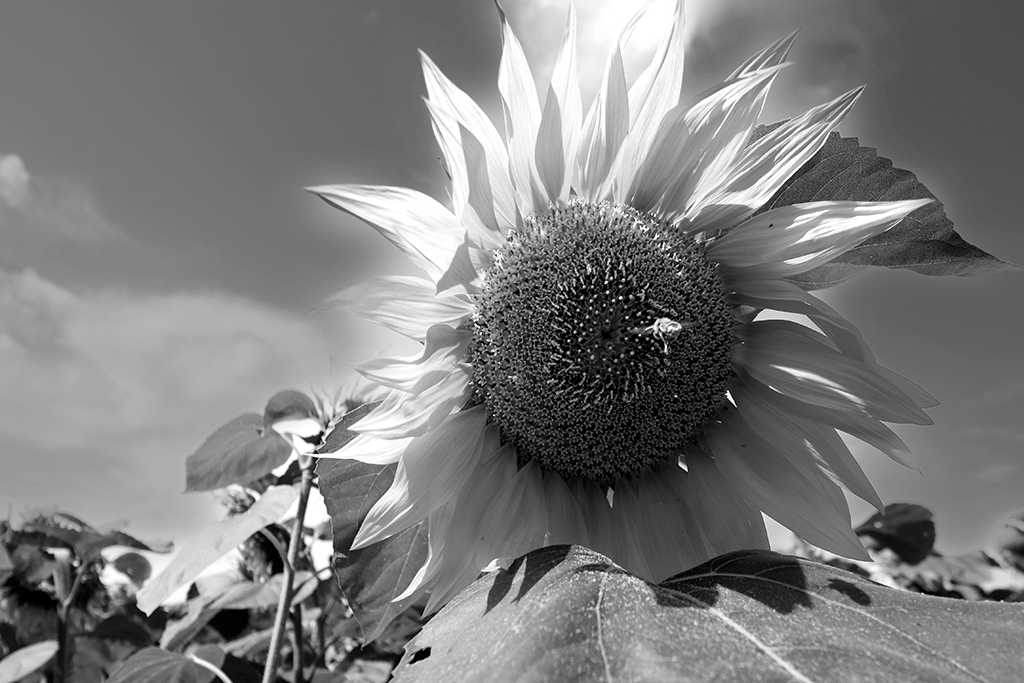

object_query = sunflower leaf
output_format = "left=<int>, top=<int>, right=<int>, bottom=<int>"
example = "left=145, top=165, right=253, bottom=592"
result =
left=318, top=456, right=428, bottom=642
left=185, top=413, right=293, bottom=492
left=749, top=126, right=1018, bottom=288
left=393, top=545, right=1024, bottom=682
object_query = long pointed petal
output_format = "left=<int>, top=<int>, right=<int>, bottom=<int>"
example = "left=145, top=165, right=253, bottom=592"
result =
left=314, top=276, right=473, bottom=341
left=728, top=30, right=799, bottom=80
left=629, top=65, right=786, bottom=217
left=424, top=100, right=505, bottom=252
left=732, top=320, right=932, bottom=425
left=420, top=50, right=517, bottom=230
left=737, top=374, right=920, bottom=471
left=310, top=185, right=464, bottom=285
left=626, top=463, right=707, bottom=580
left=352, top=406, right=489, bottom=549
left=685, top=87, right=863, bottom=233
left=706, top=410, right=870, bottom=560
left=354, top=324, right=471, bottom=393
left=683, top=445, right=770, bottom=556
left=612, top=0, right=686, bottom=201
left=577, top=25, right=629, bottom=200
left=495, top=2, right=545, bottom=216
left=708, top=199, right=934, bottom=277
left=540, top=0, right=581, bottom=203
left=320, top=434, right=411, bottom=465
left=350, top=366, right=473, bottom=439
left=731, top=379, right=883, bottom=511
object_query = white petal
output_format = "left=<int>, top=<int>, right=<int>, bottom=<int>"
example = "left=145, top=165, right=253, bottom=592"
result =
left=420, top=50, right=517, bottom=230
left=737, top=374, right=920, bottom=472
left=355, top=324, right=471, bottom=393
left=319, top=434, right=411, bottom=465
left=629, top=65, right=786, bottom=217
left=612, top=0, right=686, bottom=201
left=495, top=3, right=545, bottom=217
left=474, top=460, right=550, bottom=568
left=314, top=276, right=473, bottom=342
left=706, top=410, right=870, bottom=560
left=352, top=406, right=489, bottom=549
left=732, top=320, right=932, bottom=425
left=577, top=24, right=629, bottom=201
left=682, top=445, right=771, bottom=556
left=535, top=85, right=566, bottom=205
left=731, top=379, right=883, bottom=511
left=396, top=498, right=458, bottom=601
left=350, top=365, right=473, bottom=439
left=310, top=184, right=465, bottom=285
left=709, top=199, right=934, bottom=277
left=623, top=464, right=706, bottom=581
left=541, top=470, right=588, bottom=547
left=425, top=438, right=518, bottom=613
left=728, top=276, right=875, bottom=363
left=424, top=100, right=505, bottom=253
left=686, top=87, right=864, bottom=233
left=537, top=1, right=581, bottom=204
left=728, top=30, right=799, bottom=80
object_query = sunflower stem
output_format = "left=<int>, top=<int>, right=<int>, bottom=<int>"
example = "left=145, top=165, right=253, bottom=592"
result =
left=262, top=453, right=315, bottom=683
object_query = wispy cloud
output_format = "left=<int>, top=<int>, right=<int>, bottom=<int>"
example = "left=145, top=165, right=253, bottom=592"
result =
left=0, top=266, right=370, bottom=540
left=0, top=154, right=123, bottom=242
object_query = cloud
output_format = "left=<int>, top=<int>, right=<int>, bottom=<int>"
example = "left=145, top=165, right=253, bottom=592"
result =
left=0, top=154, right=32, bottom=208
left=0, top=266, right=384, bottom=540
left=0, top=154, right=122, bottom=242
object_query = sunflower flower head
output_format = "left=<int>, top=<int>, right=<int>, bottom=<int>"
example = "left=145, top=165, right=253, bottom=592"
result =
left=313, top=0, right=935, bottom=611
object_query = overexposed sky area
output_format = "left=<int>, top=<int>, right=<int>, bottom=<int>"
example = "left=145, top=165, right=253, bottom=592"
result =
left=1, top=0, right=1022, bottom=556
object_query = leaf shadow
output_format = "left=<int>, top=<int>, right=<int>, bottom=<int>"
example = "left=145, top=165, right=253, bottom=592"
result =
left=485, top=546, right=573, bottom=614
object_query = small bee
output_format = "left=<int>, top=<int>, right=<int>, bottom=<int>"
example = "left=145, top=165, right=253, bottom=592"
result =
left=629, top=317, right=693, bottom=354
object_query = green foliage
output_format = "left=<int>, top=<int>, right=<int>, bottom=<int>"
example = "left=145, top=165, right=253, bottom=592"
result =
left=748, top=125, right=1018, bottom=287
left=394, top=545, right=1024, bottom=683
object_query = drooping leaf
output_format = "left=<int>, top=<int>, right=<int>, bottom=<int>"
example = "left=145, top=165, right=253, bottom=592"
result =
left=317, top=405, right=428, bottom=642
left=748, top=126, right=1017, bottom=288
left=0, top=641, right=58, bottom=683
left=204, top=571, right=320, bottom=611
left=394, top=545, right=1024, bottom=682
left=263, top=389, right=318, bottom=428
left=104, top=646, right=225, bottom=683
left=855, top=502, right=936, bottom=565
left=137, top=485, right=299, bottom=615
left=185, top=413, right=293, bottom=492
left=16, top=522, right=172, bottom=560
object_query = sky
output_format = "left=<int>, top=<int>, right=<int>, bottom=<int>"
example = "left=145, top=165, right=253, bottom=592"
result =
left=1, top=0, right=1022, bottom=557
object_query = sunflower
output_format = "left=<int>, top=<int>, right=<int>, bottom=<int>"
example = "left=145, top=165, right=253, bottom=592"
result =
left=312, top=1, right=935, bottom=612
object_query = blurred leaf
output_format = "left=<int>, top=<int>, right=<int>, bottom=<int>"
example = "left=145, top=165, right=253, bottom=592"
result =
left=994, top=510, right=1024, bottom=572
left=84, top=615, right=153, bottom=648
left=394, top=545, right=1024, bottom=682
left=205, top=571, right=319, bottom=611
left=186, top=413, right=293, bottom=492
left=220, top=627, right=274, bottom=659
left=263, top=390, right=318, bottom=429
left=159, top=598, right=218, bottom=652
left=748, top=127, right=1017, bottom=288
left=0, top=640, right=57, bottom=683
left=112, top=551, right=153, bottom=586
left=855, top=503, right=936, bottom=565
left=105, top=646, right=225, bottom=683
left=138, top=485, right=299, bottom=615
left=16, top=522, right=172, bottom=560
left=317, top=404, right=428, bottom=642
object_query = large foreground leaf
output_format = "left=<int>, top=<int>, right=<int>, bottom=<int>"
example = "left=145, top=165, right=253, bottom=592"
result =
left=317, top=404, right=428, bottom=642
left=0, top=641, right=57, bottom=683
left=749, top=126, right=1017, bottom=288
left=105, top=646, right=232, bottom=683
left=394, top=545, right=1024, bottom=682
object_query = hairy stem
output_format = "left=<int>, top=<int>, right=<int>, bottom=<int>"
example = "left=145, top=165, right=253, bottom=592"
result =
left=262, top=454, right=315, bottom=683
